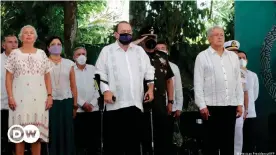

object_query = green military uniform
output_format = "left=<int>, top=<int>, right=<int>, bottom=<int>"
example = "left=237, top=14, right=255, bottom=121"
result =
left=142, top=50, right=174, bottom=155
left=144, top=51, right=174, bottom=114
left=138, top=26, right=175, bottom=155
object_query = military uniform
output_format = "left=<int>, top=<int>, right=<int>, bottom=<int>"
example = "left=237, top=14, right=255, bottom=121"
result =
left=143, top=51, right=174, bottom=114
left=141, top=49, right=174, bottom=155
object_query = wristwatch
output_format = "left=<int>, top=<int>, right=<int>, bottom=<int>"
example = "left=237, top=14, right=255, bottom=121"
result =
left=47, top=94, right=52, bottom=97
left=168, top=100, right=174, bottom=104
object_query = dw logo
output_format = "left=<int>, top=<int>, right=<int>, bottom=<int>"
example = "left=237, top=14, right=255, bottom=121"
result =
left=7, top=125, right=40, bottom=143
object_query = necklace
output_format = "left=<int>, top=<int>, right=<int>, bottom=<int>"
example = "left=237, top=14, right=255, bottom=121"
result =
left=52, top=61, right=62, bottom=90
left=50, top=56, right=62, bottom=65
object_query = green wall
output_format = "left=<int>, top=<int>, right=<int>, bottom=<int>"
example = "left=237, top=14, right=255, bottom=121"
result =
left=235, top=1, right=276, bottom=152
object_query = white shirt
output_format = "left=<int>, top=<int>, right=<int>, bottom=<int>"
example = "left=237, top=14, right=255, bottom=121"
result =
left=74, top=64, right=99, bottom=112
left=50, top=58, right=74, bottom=100
left=1, top=52, right=9, bottom=110
left=246, top=70, right=259, bottom=118
left=166, top=62, right=183, bottom=111
left=95, top=41, right=155, bottom=111
left=194, top=46, right=244, bottom=110
left=241, top=69, right=249, bottom=92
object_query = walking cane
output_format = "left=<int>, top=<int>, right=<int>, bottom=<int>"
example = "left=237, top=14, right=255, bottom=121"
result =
left=94, top=74, right=116, bottom=155
left=149, top=109, right=154, bottom=155
left=144, top=95, right=154, bottom=155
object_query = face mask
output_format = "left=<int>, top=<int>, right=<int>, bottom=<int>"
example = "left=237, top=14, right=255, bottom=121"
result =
left=118, top=33, right=132, bottom=45
left=158, top=50, right=169, bottom=55
left=145, top=39, right=157, bottom=49
left=239, top=59, right=247, bottom=68
left=76, top=55, right=87, bottom=65
left=48, top=45, right=62, bottom=55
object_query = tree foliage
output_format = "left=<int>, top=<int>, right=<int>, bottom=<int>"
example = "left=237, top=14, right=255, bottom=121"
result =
left=130, top=1, right=210, bottom=88
left=1, top=1, right=112, bottom=57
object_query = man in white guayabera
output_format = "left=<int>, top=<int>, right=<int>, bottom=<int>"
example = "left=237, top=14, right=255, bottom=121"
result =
left=95, top=21, right=155, bottom=155
left=193, top=26, right=243, bottom=155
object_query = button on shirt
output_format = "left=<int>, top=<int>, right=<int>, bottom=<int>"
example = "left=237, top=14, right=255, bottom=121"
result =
left=1, top=53, right=9, bottom=110
left=74, top=64, right=99, bottom=112
left=194, top=47, right=244, bottom=110
left=95, top=41, right=155, bottom=111
left=246, top=70, right=259, bottom=118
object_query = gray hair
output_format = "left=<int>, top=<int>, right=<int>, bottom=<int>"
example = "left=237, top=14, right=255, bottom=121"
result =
left=207, top=25, right=224, bottom=37
left=18, top=25, right=38, bottom=41
left=73, top=46, right=87, bottom=55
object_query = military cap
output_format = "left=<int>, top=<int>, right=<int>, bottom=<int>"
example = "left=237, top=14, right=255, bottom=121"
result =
left=224, top=40, right=241, bottom=51
left=138, top=26, right=158, bottom=39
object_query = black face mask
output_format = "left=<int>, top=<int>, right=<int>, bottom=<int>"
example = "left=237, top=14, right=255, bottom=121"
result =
left=145, top=39, right=157, bottom=49
left=118, top=33, right=132, bottom=45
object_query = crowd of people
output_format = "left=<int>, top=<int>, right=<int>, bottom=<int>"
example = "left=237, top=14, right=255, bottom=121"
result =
left=1, top=21, right=259, bottom=155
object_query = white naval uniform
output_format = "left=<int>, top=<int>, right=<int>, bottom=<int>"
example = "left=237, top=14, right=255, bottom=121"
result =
left=234, top=69, right=249, bottom=155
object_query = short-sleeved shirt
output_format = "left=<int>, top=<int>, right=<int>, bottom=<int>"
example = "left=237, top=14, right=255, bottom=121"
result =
left=50, top=58, right=75, bottom=100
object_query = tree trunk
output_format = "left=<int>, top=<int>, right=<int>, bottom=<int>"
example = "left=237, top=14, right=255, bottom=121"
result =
left=64, top=1, right=77, bottom=59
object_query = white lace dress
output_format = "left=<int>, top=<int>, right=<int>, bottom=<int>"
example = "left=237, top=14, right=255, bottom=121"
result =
left=5, top=48, right=53, bottom=142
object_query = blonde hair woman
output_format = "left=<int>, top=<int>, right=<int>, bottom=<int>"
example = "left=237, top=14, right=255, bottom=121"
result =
left=5, top=25, right=53, bottom=155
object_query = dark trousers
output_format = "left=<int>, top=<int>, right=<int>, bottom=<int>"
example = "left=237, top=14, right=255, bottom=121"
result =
left=49, top=99, right=75, bottom=155
left=75, top=111, right=101, bottom=154
left=104, top=106, right=142, bottom=155
left=168, top=112, right=179, bottom=155
left=242, top=118, right=257, bottom=153
left=141, top=111, right=172, bottom=155
left=1, top=109, right=13, bottom=155
left=203, top=106, right=237, bottom=155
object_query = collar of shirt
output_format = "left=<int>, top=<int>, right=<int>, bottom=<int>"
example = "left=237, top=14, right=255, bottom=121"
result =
left=2, top=52, right=8, bottom=59
left=208, top=46, right=230, bottom=56
left=114, top=41, right=134, bottom=51
left=74, top=63, right=87, bottom=71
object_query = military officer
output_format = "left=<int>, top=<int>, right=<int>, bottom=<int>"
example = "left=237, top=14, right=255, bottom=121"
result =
left=133, top=26, right=175, bottom=155
left=224, top=40, right=249, bottom=155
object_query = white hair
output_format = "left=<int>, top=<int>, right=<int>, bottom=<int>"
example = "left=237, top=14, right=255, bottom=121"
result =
left=18, top=25, right=38, bottom=41
left=207, top=25, right=224, bottom=37
left=73, top=47, right=87, bottom=55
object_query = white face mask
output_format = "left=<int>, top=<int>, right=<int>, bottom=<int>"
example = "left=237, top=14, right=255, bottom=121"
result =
left=76, top=55, right=87, bottom=65
left=239, top=59, right=247, bottom=68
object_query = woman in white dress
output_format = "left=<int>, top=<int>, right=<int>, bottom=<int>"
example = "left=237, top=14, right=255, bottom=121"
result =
left=46, top=36, right=78, bottom=155
left=5, top=25, right=53, bottom=155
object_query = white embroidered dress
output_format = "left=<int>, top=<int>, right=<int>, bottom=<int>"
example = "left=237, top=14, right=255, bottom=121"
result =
left=5, top=48, right=53, bottom=142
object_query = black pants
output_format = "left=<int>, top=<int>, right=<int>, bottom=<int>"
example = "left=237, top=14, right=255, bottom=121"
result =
left=75, top=111, right=101, bottom=154
left=141, top=111, right=172, bottom=155
left=168, top=112, right=179, bottom=155
left=104, top=106, right=142, bottom=155
left=203, top=106, right=237, bottom=155
left=242, top=118, right=257, bottom=153
left=1, top=109, right=13, bottom=155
